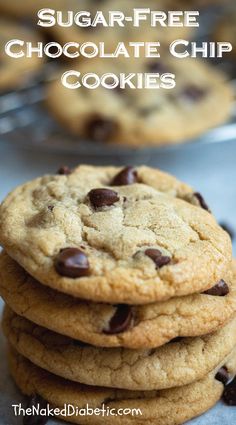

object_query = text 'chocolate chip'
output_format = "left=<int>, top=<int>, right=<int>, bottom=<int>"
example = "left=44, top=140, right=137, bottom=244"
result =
left=204, top=280, right=229, bottom=296
left=55, top=248, right=89, bottom=278
left=89, top=188, right=119, bottom=209
left=112, top=167, right=138, bottom=186
left=103, top=305, right=133, bottom=334
left=145, top=249, right=171, bottom=269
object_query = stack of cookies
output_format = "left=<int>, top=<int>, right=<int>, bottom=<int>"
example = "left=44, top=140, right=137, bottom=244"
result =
left=0, top=165, right=236, bottom=425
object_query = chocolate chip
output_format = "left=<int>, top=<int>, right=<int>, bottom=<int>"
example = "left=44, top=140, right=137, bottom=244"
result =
left=57, top=166, right=71, bottom=175
left=111, top=167, right=138, bottom=186
left=193, top=192, right=210, bottom=212
left=145, top=249, right=171, bottom=269
left=204, top=279, right=229, bottom=296
left=55, top=248, right=89, bottom=278
left=85, top=115, right=118, bottom=142
left=182, top=85, right=207, bottom=102
left=148, top=349, right=156, bottom=355
left=220, top=222, right=235, bottom=240
left=138, top=106, right=157, bottom=117
left=88, top=188, right=119, bottom=209
left=147, top=62, right=169, bottom=74
left=47, top=205, right=54, bottom=212
left=23, top=394, right=49, bottom=425
left=223, top=377, right=236, bottom=406
left=215, top=367, right=230, bottom=386
left=103, top=305, right=133, bottom=334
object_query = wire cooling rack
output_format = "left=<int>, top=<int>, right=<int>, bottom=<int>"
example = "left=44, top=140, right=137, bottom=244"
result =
left=0, top=4, right=236, bottom=157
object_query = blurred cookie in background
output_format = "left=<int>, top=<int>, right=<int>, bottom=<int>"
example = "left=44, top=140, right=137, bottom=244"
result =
left=214, top=12, right=236, bottom=58
left=0, top=0, right=75, bottom=18
left=50, top=0, right=193, bottom=53
left=0, top=20, right=43, bottom=92
left=47, top=58, right=233, bottom=147
left=188, top=0, right=230, bottom=5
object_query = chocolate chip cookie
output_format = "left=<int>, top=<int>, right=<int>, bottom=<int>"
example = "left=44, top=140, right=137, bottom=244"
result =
left=4, top=306, right=236, bottom=391
left=47, top=58, right=233, bottom=146
left=1, top=253, right=236, bottom=349
left=0, top=20, right=43, bottom=91
left=0, top=165, right=231, bottom=304
left=8, top=347, right=236, bottom=425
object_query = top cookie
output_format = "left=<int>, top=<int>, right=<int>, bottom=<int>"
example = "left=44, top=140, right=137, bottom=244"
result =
left=0, top=165, right=231, bottom=304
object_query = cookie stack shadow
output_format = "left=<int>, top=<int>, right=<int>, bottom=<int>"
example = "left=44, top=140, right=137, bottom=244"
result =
left=0, top=165, right=236, bottom=425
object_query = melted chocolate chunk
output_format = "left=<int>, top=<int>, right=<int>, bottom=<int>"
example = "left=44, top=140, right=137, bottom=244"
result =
left=193, top=192, right=210, bottom=212
left=55, top=248, right=90, bottom=278
left=57, top=166, right=71, bottom=175
left=204, top=280, right=229, bottom=297
left=145, top=249, right=171, bottom=269
left=215, top=367, right=230, bottom=386
left=103, top=305, right=133, bottom=334
left=182, top=85, right=207, bottom=102
left=223, top=376, right=236, bottom=406
left=138, top=106, right=157, bottom=117
left=220, top=222, right=235, bottom=240
left=147, top=62, right=169, bottom=74
left=112, top=167, right=138, bottom=186
left=85, top=115, right=118, bottom=142
left=89, top=188, right=119, bottom=209
left=23, top=394, right=49, bottom=425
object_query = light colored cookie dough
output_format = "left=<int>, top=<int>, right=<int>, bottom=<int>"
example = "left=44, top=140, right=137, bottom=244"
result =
left=3, top=306, right=236, bottom=391
left=8, top=347, right=236, bottom=425
left=0, top=20, right=43, bottom=91
left=1, top=253, right=236, bottom=349
left=0, top=165, right=231, bottom=304
left=47, top=58, right=233, bottom=147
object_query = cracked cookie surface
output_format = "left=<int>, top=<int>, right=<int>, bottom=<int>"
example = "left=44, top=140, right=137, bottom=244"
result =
left=8, top=347, right=236, bottom=425
left=1, top=253, right=236, bottom=349
left=4, top=306, right=236, bottom=391
left=0, top=165, right=231, bottom=304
